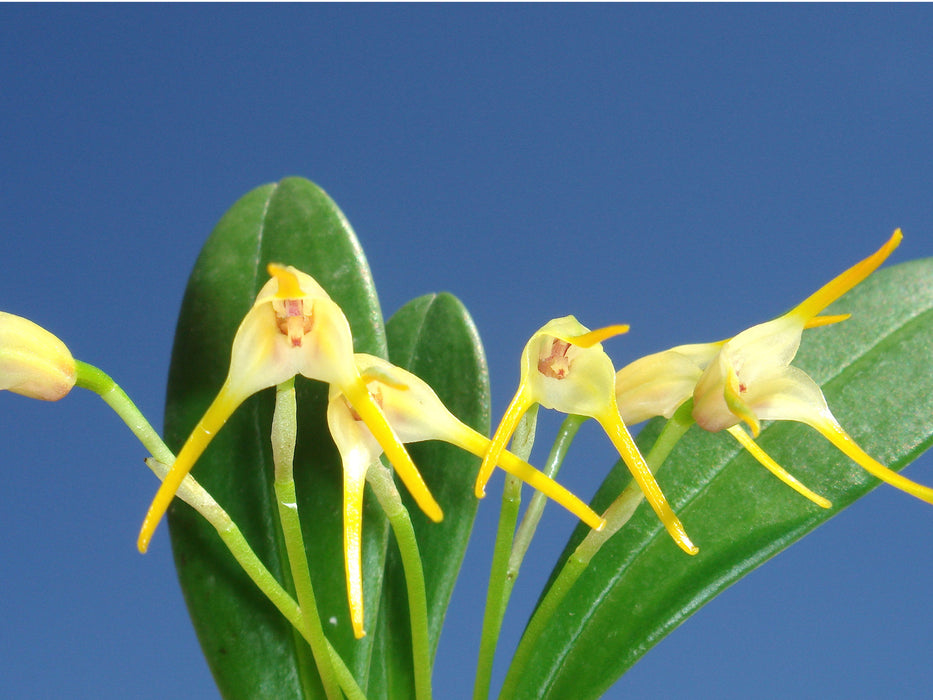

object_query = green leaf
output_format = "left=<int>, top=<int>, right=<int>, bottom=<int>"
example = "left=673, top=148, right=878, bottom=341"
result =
left=164, top=178, right=388, bottom=699
left=509, top=257, right=933, bottom=699
left=369, top=293, right=491, bottom=697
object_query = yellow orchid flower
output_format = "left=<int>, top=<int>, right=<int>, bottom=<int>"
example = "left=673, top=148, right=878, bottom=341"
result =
left=328, top=353, right=606, bottom=638
left=614, top=339, right=832, bottom=507
left=614, top=314, right=858, bottom=508
left=687, top=229, right=933, bottom=505
left=475, top=316, right=698, bottom=555
left=137, top=264, right=442, bottom=552
left=0, top=312, right=76, bottom=401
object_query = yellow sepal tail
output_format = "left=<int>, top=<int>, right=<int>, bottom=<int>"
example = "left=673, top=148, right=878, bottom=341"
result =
left=458, top=428, right=605, bottom=531
left=137, top=386, right=242, bottom=552
left=597, top=407, right=698, bottom=555
left=727, top=425, right=831, bottom=508
left=475, top=390, right=533, bottom=498
left=342, top=376, right=443, bottom=522
left=817, top=418, right=933, bottom=505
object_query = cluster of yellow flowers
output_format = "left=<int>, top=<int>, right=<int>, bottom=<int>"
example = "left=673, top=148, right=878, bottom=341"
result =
left=3, top=230, right=930, bottom=641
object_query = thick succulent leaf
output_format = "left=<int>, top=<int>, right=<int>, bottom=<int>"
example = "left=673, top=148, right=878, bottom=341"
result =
left=510, top=257, right=933, bottom=699
left=163, top=178, right=388, bottom=699
left=369, top=293, right=491, bottom=698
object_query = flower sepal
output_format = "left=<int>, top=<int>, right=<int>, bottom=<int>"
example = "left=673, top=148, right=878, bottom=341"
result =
left=0, top=311, right=76, bottom=401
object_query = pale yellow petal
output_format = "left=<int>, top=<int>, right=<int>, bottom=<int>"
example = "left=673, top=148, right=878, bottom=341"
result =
left=693, top=353, right=743, bottom=433
left=723, top=314, right=804, bottom=380
left=293, top=297, right=361, bottom=387
left=615, top=345, right=716, bottom=425
left=743, top=366, right=830, bottom=425
left=353, top=354, right=465, bottom=444
left=529, top=337, right=619, bottom=418
left=224, top=303, right=301, bottom=398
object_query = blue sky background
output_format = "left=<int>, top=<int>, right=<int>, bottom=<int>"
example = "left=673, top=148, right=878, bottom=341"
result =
left=2, top=5, right=932, bottom=699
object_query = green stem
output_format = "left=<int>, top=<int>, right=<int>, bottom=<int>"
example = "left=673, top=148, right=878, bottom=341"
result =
left=477, top=414, right=588, bottom=700
left=472, top=406, right=538, bottom=700
left=76, top=361, right=360, bottom=698
left=74, top=360, right=174, bottom=464
left=508, top=414, right=587, bottom=577
left=272, top=379, right=344, bottom=700
left=499, top=403, right=695, bottom=699
left=146, top=457, right=365, bottom=700
left=367, top=461, right=433, bottom=700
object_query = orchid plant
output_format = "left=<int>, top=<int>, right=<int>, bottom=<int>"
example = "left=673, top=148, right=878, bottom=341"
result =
left=3, top=177, right=932, bottom=700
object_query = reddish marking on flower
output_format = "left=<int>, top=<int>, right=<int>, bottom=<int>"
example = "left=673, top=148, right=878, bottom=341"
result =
left=538, top=338, right=573, bottom=379
left=276, top=299, right=314, bottom=346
